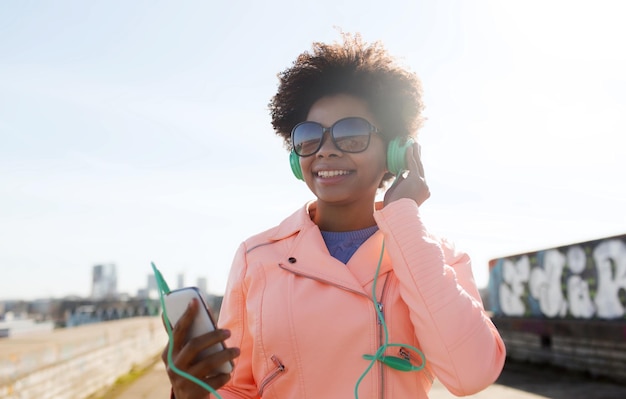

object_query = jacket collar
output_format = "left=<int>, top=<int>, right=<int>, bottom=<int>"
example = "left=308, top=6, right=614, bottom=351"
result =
left=269, top=201, right=386, bottom=240
left=274, top=201, right=393, bottom=295
left=269, top=201, right=317, bottom=241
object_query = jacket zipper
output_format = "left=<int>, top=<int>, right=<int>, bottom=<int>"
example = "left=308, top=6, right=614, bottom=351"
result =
left=378, top=275, right=390, bottom=399
left=258, top=355, right=286, bottom=396
left=279, top=263, right=391, bottom=398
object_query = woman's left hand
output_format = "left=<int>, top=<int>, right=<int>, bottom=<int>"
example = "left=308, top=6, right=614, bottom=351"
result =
left=383, top=142, right=430, bottom=207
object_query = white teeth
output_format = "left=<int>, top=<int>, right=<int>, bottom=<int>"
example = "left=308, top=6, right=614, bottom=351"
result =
left=317, top=170, right=350, bottom=178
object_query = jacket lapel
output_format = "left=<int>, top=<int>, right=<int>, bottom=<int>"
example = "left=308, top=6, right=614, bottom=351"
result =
left=280, top=223, right=369, bottom=295
left=272, top=202, right=392, bottom=296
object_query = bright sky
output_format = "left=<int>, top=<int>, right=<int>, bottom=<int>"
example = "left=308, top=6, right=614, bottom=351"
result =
left=1, top=0, right=625, bottom=300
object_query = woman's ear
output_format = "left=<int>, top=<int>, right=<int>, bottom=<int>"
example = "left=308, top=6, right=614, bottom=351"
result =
left=378, top=172, right=394, bottom=189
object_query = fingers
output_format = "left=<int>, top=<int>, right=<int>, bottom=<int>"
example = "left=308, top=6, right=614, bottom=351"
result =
left=164, top=331, right=234, bottom=380
left=415, top=142, right=425, bottom=180
left=406, top=142, right=425, bottom=180
left=167, top=333, right=239, bottom=395
left=384, top=141, right=430, bottom=207
left=163, top=315, right=237, bottom=375
left=200, top=342, right=239, bottom=371
left=160, top=299, right=240, bottom=397
left=173, top=331, right=237, bottom=376
left=204, top=372, right=232, bottom=390
left=182, top=329, right=232, bottom=362
left=191, top=344, right=240, bottom=381
left=182, top=329, right=238, bottom=371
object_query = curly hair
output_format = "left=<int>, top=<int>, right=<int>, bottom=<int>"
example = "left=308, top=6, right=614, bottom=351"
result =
left=269, top=33, right=425, bottom=151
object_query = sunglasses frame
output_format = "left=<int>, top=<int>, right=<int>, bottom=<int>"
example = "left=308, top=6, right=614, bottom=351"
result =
left=291, top=117, right=380, bottom=157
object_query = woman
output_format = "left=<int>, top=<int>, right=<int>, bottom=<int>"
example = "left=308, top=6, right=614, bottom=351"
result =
left=164, top=33, right=506, bottom=398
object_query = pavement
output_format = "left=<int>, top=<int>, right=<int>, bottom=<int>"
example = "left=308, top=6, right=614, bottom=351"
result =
left=110, top=358, right=626, bottom=399
left=106, top=360, right=169, bottom=399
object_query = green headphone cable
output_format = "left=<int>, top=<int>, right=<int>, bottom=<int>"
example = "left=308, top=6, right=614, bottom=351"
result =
left=151, top=262, right=224, bottom=399
left=354, top=238, right=426, bottom=397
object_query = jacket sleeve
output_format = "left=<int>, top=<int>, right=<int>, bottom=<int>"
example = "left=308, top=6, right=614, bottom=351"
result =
left=374, top=198, right=506, bottom=396
left=215, top=243, right=260, bottom=399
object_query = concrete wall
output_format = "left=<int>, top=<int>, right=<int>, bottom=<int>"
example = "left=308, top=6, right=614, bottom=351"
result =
left=0, top=317, right=167, bottom=399
left=488, top=233, right=626, bottom=383
left=0, top=319, right=54, bottom=337
left=493, top=317, right=626, bottom=382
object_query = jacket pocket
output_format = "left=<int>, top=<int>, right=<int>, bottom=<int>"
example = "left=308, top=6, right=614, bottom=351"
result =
left=258, top=355, right=287, bottom=396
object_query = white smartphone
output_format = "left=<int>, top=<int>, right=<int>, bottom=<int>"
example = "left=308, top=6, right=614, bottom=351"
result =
left=163, top=287, right=234, bottom=374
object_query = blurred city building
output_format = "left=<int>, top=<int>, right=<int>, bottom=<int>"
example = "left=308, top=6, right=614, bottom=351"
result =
left=196, top=277, right=208, bottom=298
left=91, top=263, right=118, bottom=300
left=1, top=263, right=215, bottom=333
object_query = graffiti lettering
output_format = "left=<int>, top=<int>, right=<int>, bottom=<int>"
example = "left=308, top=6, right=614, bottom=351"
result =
left=498, top=256, right=530, bottom=316
left=593, top=239, right=626, bottom=318
left=529, top=249, right=567, bottom=317
left=489, top=235, right=626, bottom=320
left=567, top=245, right=595, bottom=318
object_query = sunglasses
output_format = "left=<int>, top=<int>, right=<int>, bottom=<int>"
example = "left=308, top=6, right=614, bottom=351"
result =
left=291, top=117, right=380, bottom=157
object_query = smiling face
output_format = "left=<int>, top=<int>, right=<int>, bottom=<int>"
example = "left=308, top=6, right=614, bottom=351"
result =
left=298, top=94, right=388, bottom=211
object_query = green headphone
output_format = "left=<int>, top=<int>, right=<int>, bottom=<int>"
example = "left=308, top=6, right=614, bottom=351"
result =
left=290, top=137, right=414, bottom=181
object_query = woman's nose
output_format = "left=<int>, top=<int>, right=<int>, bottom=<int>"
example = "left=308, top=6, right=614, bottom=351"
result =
left=316, top=130, right=341, bottom=157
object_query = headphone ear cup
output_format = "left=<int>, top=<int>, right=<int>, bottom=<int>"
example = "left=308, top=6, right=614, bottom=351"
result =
left=387, top=137, right=415, bottom=175
left=289, top=151, right=304, bottom=181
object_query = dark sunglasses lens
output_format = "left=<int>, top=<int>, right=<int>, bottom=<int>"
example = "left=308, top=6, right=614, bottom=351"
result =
left=293, top=122, right=323, bottom=156
left=333, top=118, right=372, bottom=153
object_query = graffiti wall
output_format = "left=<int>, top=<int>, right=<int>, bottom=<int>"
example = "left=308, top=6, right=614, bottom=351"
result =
left=488, top=234, right=626, bottom=320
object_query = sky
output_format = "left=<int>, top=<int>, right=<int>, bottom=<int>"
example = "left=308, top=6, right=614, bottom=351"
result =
left=1, top=0, right=625, bottom=300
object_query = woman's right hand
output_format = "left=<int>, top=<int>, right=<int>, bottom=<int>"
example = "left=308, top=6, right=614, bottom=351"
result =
left=384, top=142, right=430, bottom=207
left=161, top=298, right=240, bottom=399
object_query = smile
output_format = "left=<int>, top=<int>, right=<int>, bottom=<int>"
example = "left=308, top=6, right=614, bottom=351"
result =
left=316, top=170, right=352, bottom=178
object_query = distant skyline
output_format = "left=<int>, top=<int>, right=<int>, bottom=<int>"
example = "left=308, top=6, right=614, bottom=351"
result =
left=1, top=0, right=625, bottom=300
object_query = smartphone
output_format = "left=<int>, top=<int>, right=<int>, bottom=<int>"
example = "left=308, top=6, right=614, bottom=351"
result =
left=163, top=287, right=234, bottom=374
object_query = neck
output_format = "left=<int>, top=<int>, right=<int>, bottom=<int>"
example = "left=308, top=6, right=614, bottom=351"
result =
left=312, top=200, right=378, bottom=232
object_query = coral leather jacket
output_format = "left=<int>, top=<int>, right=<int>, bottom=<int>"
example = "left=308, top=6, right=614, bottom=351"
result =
left=216, top=199, right=506, bottom=398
